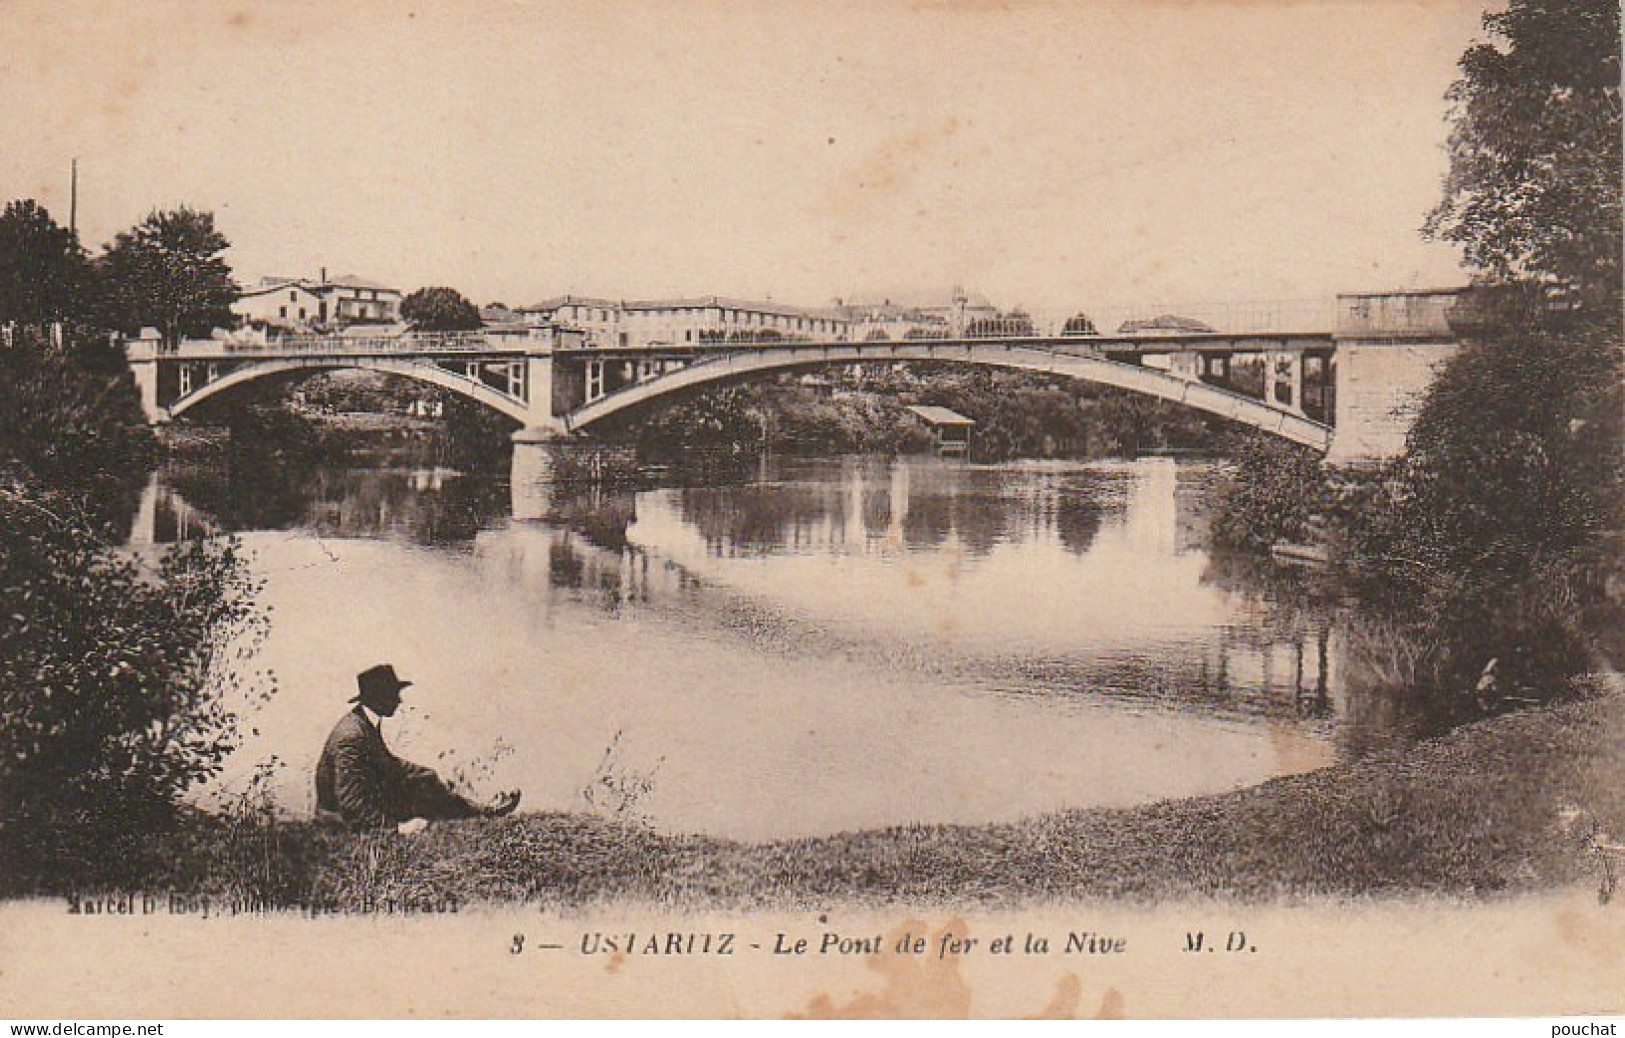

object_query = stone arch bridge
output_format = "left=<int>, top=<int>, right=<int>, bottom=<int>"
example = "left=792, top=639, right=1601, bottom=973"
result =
left=126, top=289, right=1468, bottom=464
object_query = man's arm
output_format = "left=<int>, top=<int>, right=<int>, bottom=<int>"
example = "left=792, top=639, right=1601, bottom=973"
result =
left=391, top=756, right=440, bottom=783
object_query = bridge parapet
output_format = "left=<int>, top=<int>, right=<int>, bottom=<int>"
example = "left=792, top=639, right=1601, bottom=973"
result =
left=134, top=327, right=560, bottom=359
left=226, top=330, right=510, bottom=354
left=1335, top=289, right=1464, bottom=340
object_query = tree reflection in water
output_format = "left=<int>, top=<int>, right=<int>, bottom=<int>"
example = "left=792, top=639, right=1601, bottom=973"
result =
left=143, top=456, right=509, bottom=549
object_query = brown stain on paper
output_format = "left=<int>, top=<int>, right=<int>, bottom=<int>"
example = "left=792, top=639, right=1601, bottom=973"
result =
left=823, top=116, right=963, bottom=221
left=1554, top=905, right=1621, bottom=970
left=789, top=918, right=973, bottom=1019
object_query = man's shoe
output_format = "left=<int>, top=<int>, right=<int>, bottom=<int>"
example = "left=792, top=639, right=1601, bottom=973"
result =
left=485, top=790, right=522, bottom=817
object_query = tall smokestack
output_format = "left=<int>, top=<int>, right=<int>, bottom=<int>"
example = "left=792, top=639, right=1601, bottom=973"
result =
left=320, top=266, right=327, bottom=284
left=69, top=159, right=77, bottom=239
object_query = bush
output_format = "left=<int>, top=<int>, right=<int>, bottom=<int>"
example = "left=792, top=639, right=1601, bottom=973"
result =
left=1208, top=432, right=1329, bottom=550
left=0, top=478, right=271, bottom=891
left=0, top=325, right=272, bottom=892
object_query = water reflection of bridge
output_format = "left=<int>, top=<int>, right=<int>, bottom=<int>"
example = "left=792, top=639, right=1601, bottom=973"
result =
left=129, top=474, right=218, bottom=546
left=135, top=454, right=1422, bottom=760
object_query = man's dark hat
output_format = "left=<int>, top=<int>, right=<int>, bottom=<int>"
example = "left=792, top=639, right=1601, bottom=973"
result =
left=351, top=663, right=413, bottom=704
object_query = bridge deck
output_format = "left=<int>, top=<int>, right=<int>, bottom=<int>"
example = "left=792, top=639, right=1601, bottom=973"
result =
left=556, top=331, right=1337, bottom=359
left=152, top=329, right=1336, bottom=362
left=566, top=340, right=1335, bottom=451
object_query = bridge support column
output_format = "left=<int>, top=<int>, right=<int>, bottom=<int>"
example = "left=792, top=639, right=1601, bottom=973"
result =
left=511, top=327, right=586, bottom=443
left=1168, top=350, right=1203, bottom=381
left=1285, top=351, right=1304, bottom=414
left=1260, top=351, right=1306, bottom=413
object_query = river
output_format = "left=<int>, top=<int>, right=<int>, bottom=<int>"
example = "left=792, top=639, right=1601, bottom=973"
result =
left=132, top=451, right=1432, bottom=841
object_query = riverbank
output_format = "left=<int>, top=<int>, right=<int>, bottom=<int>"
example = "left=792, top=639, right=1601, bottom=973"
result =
left=49, top=675, right=1621, bottom=911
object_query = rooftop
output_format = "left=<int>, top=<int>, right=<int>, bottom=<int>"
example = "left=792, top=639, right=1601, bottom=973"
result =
left=519, top=296, right=621, bottom=312
left=318, top=274, right=398, bottom=293
left=905, top=405, right=976, bottom=427
left=622, top=296, right=844, bottom=320
left=237, top=281, right=322, bottom=299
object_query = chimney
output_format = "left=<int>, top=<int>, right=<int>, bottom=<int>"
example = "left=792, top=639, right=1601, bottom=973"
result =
left=320, top=267, right=328, bottom=284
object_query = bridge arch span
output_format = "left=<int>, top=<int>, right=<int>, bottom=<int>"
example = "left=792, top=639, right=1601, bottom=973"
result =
left=165, top=356, right=532, bottom=425
left=566, top=343, right=1332, bottom=450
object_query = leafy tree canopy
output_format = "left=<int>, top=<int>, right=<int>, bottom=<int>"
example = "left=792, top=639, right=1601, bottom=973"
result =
left=402, top=286, right=482, bottom=332
left=98, top=207, right=238, bottom=345
left=1336, top=0, right=1625, bottom=690
left=0, top=199, right=94, bottom=327
left=1424, top=0, right=1622, bottom=309
left=0, top=326, right=156, bottom=525
left=1061, top=312, right=1099, bottom=336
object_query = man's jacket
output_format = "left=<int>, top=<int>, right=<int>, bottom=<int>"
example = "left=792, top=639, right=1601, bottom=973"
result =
left=314, top=707, right=440, bottom=828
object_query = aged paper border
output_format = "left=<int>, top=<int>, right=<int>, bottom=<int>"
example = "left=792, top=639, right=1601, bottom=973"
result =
left=2, top=0, right=1621, bottom=1021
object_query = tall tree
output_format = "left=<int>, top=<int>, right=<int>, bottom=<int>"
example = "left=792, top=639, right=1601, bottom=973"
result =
left=0, top=200, right=94, bottom=327
left=1424, top=0, right=1622, bottom=310
left=401, top=286, right=482, bottom=332
left=1341, top=0, right=1624, bottom=691
left=98, top=207, right=238, bottom=345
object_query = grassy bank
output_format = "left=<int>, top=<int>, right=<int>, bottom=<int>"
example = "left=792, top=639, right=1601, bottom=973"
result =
left=24, top=681, right=1624, bottom=910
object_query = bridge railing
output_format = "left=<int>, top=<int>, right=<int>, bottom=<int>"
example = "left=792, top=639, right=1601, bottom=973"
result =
left=561, top=298, right=1342, bottom=349
left=1015, top=299, right=1339, bottom=338
left=164, top=330, right=538, bottom=356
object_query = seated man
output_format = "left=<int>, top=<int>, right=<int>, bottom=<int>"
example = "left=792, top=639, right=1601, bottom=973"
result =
left=315, top=664, right=521, bottom=830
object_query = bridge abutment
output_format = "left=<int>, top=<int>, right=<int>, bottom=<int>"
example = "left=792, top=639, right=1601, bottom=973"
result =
left=125, top=331, right=167, bottom=423
left=1325, top=291, right=1464, bottom=465
left=1325, top=341, right=1459, bottom=464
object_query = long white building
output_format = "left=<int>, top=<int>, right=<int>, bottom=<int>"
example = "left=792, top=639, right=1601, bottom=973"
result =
left=516, top=291, right=999, bottom=348
left=518, top=295, right=850, bottom=348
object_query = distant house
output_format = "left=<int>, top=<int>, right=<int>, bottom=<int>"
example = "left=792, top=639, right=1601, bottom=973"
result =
left=621, top=297, right=849, bottom=348
left=905, top=405, right=975, bottom=457
left=517, top=296, right=625, bottom=345
left=479, top=304, right=527, bottom=328
left=313, top=274, right=402, bottom=325
left=835, top=288, right=998, bottom=340
left=232, top=279, right=325, bottom=331
left=233, top=272, right=403, bottom=329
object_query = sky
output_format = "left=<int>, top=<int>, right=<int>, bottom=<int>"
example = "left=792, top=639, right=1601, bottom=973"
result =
left=1, top=0, right=1491, bottom=314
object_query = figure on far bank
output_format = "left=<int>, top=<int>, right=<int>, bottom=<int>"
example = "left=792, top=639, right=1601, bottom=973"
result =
left=316, top=664, right=521, bottom=831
